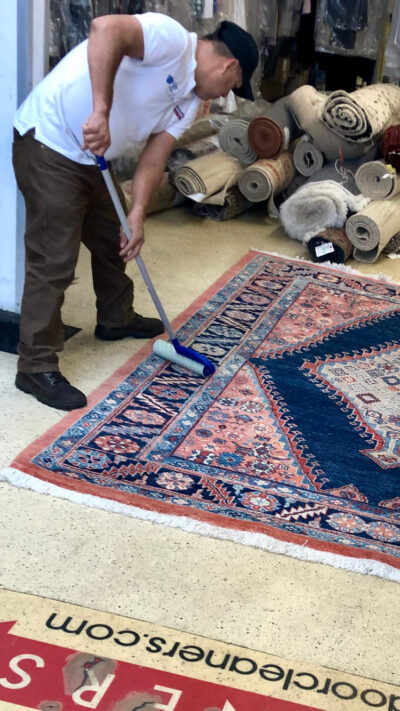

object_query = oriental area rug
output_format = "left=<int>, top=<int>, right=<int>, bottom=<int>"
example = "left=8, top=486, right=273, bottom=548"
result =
left=3, top=252, right=400, bottom=581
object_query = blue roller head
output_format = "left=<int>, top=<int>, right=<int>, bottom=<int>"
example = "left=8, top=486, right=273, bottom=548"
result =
left=95, top=155, right=108, bottom=171
left=171, top=338, right=215, bottom=376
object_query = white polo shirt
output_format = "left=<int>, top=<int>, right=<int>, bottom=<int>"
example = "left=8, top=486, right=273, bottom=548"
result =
left=14, top=13, right=200, bottom=164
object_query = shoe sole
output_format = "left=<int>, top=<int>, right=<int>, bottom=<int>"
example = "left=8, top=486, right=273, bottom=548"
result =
left=16, top=381, right=87, bottom=411
left=95, top=330, right=164, bottom=341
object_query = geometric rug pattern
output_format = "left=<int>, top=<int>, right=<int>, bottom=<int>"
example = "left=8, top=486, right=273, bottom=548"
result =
left=7, top=252, right=400, bottom=577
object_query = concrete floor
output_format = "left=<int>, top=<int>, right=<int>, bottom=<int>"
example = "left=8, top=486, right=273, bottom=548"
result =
left=0, top=203, right=399, bottom=688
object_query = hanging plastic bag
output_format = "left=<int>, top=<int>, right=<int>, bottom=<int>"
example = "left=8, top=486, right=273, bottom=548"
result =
left=315, top=0, right=389, bottom=59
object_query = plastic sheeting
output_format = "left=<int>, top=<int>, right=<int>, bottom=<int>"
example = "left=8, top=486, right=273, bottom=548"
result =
left=315, top=0, right=390, bottom=59
left=50, top=0, right=144, bottom=64
left=383, top=0, right=400, bottom=81
left=277, top=0, right=304, bottom=38
left=50, top=0, right=270, bottom=95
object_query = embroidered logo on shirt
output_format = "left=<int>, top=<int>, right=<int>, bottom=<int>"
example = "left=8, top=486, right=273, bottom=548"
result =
left=174, top=105, right=185, bottom=121
left=166, top=74, right=179, bottom=93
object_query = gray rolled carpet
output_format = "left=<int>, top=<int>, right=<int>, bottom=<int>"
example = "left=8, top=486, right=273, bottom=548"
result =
left=292, top=135, right=324, bottom=176
left=218, top=118, right=257, bottom=165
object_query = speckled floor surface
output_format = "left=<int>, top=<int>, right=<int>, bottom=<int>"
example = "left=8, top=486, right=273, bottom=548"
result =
left=0, top=204, right=399, bottom=693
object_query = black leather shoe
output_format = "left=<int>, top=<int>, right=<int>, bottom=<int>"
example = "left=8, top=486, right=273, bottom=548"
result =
left=95, top=313, right=164, bottom=341
left=15, top=371, right=87, bottom=411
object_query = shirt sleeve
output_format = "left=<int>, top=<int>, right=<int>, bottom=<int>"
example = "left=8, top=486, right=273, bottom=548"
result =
left=135, top=12, right=189, bottom=67
left=164, top=95, right=201, bottom=141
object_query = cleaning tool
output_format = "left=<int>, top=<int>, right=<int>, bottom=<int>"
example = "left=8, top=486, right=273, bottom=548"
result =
left=95, top=156, right=215, bottom=377
left=61, top=116, right=215, bottom=377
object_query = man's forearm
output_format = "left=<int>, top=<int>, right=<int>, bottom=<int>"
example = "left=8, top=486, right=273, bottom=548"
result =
left=129, top=131, right=177, bottom=216
left=130, top=162, right=165, bottom=217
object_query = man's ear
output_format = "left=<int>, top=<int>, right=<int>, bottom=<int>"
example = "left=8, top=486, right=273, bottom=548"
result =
left=222, top=57, right=239, bottom=75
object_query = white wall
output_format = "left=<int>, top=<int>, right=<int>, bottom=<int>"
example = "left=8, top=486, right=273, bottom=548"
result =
left=0, top=0, right=48, bottom=315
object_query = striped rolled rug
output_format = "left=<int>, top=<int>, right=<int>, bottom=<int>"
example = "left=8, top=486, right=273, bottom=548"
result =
left=238, top=151, right=295, bottom=217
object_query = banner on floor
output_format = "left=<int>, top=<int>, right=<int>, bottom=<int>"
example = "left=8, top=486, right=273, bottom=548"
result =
left=0, top=589, right=398, bottom=711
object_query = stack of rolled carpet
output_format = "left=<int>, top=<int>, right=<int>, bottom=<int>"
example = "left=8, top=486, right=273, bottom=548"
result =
left=278, top=82, right=400, bottom=263
left=117, top=82, right=400, bottom=261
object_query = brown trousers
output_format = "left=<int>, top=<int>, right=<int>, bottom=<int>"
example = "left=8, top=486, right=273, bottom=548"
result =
left=12, top=129, right=134, bottom=373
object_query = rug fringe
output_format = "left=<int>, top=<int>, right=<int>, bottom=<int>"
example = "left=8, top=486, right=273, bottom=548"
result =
left=250, top=248, right=400, bottom=285
left=2, top=466, right=399, bottom=583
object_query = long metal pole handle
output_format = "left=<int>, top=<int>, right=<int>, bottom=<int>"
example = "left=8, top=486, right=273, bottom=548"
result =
left=96, top=157, right=175, bottom=342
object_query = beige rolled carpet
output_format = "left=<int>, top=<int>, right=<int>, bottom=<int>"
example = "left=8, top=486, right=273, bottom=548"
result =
left=238, top=151, right=295, bottom=217
left=354, top=160, right=400, bottom=199
left=173, top=151, right=243, bottom=205
left=345, top=194, right=400, bottom=262
left=120, top=173, right=185, bottom=215
left=218, top=118, right=257, bottom=165
left=293, top=135, right=324, bottom=176
left=286, top=85, right=375, bottom=161
left=321, top=83, right=400, bottom=144
left=247, top=97, right=299, bottom=159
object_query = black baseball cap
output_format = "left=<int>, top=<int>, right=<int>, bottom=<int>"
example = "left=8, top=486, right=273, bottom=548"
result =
left=215, top=20, right=259, bottom=101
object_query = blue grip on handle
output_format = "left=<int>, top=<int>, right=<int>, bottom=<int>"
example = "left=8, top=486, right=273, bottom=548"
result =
left=95, top=155, right=108, bottom=171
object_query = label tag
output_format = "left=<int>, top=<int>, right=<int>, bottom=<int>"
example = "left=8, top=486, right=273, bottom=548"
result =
left=315, top=241, right=335, bottom=257
left=283, top=126, right=290, bottom=150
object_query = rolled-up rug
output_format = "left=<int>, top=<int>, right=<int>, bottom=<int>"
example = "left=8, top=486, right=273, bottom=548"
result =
left=321, top=83, right=400, bottom=143
left=279, top=180, right=369, bottom=242
left=306, top=227, right=354, bottom=264
left=304, top=145, right=379, bottom=195
left=280, top=173, right=307, bottom=202
left=247, top=97, right=299, bottom=159
left=292, top=135, right=324, bottom=176
left=355, top=160, right=400, bottom=199
left=192, top=187, right=253, bottom=221
left=120, top=173, right=185, bottom=215
left=286, top=85, right=376, bottom=161
left=238, top=151, right=295, bottom=217
left=167, top=135, right=220, bottom=173
left=345, top=194, right=400, bottom=262
left=218, top=118, right=257, bottom=165
left=383, top=232, right=400, bottom=255
left=175, top=114, right=231, bottom=147
left=173, top=151, right=243, bottom=204
left=381, top=124, right=400, bottom=172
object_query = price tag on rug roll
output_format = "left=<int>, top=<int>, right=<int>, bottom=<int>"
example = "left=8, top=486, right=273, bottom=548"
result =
left=315, top=241, right=335, bottom=257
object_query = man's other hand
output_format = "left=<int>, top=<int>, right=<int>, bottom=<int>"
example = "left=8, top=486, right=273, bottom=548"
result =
left=119, top=209, right=145, bottom=262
